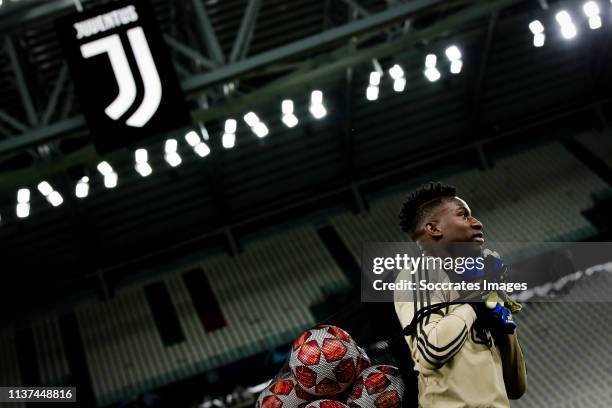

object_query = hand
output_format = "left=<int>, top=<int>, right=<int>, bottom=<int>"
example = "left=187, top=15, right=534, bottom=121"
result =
left=474, top=292, right=517, bottom=334
left=487, top=303, right=517, bottom=334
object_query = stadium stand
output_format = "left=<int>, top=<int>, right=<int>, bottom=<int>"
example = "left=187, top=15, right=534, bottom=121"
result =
left=31, top=314, right=71, bottom=387
left=1, top=138, right=611, bottom=407
left=513, top=272, right=612, bottom=408
left=74, top=225, right=349, bottom=406
left=331, top=141, right=608, bottom=261
left=0, top=329, right=24, bottom=408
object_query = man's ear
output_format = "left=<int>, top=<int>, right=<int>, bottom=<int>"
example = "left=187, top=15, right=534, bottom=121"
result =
left=424, top=221, right=442, bottom=238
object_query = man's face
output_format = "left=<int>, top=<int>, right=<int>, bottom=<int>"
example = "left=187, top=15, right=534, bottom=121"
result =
left=433, top=196, right=484, bottom=246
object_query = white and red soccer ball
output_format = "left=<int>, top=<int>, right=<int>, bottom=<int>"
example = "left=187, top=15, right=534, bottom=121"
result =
left=290, top=325, right=361, bottom=397
left=304, top=400, right=351, bottom=408
left=355, top=346, right=371, bottom=377
left=347, top=365, right=404, bottom=408
left=256, top=374, right=313, bottom=408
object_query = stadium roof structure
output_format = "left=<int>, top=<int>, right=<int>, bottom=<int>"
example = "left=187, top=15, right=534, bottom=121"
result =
left=0, top=0, right=611, bottom=320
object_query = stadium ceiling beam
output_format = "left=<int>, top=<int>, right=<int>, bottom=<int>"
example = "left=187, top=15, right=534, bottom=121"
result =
left=0, top=109, right=28, bottom=133
left=183, top=0, right=446, bottom=92
left=340, top=0, right=371, bottom=17
left=42, top=63, right=69, bottom=126
left=5, top=36, right=39, bottom=127
left=230, top=0, right=261, bottom=63
left=0, top=0, right=93, bottom=32
left=469, top=12, right=499, bottom=170
left=163, top=34, right=218, bottom=70
left=190, top=0, right=521, bottom=122
left=192, top=0, right=225, bottom=65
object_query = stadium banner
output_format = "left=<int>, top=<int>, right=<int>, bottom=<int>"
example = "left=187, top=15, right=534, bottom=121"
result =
left=55, top=0, right=190, bottom=154
left=361, top=242, right=612, bottom=303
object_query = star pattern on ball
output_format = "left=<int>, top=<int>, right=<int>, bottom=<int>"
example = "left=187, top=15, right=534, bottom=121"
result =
left=290, top=325, right=361, bottom=397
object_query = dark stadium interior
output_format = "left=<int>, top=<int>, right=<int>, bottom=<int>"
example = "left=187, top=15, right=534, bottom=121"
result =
left=1, top=0, right=612, bottom=407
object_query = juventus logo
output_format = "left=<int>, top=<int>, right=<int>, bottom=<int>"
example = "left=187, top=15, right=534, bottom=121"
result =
left=80, top=26, right=162, bottom=127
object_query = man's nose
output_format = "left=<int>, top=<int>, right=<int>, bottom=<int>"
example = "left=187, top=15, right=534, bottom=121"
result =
left=471, top=217, right=483, bottom=230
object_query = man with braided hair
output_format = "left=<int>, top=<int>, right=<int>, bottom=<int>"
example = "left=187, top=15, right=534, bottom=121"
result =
left=394, top=182, right=526, bottom=407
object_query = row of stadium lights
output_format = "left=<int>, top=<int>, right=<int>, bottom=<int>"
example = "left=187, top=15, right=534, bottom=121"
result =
left=529, top=1, right=611, bottom=46
left=365, top=45, right=463, bottom=101
left=8, top=91, right=328, bottom=220
left=5, top=1, right=610, bottom=222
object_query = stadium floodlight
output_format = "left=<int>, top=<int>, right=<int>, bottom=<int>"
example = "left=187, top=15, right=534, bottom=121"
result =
left=224, top=119, right=237, bottom=134
left=97, top=162, right=118, bottom=188
left=97, top=161, right=113, bottom=176
left=252, top=122, right=269, bottom=138
left=424, top=67, right=441, bottom=82
left=75, top=176, right=89, bottom=198
left=222, top=119, right=237, bottom=148
left=583, top=2, right=602, bottom=29
left=193, top=142, right=211, bottom=158
left=37, top=181, right=53, bottom=196
left=103, top=171, right=118, bottom=188
left=281, top=99, right=299, bottom=127
left=388, top=64, right=406, bottom=92
left=17, top=188, right=30, bottom=203
left=282, top=114, right=299, bottom=128
left=555, top=10, right=572, bottom=25
left=184, top=130, right=210, bottom=157
left=367, top=71, right=382, bottom=100
left=425, top=54, right=437, bottom=68
left=533, top=33, right=546, bottom=47
left=366, top=85, right=379, bottom=101
left=393, top=77, right=406, bottom=92
left=445, top=46, right=462, bottom=61
left=47, top=191, right=63, bottom=207
left=309, top=90, right=327, bottom=119
left=37, top=181, right=63, bottom=207
left=16, top=188, right=31, bottom=218
left=222, top=132, right=236, bottom=149
left=529, top=20, right=544, bottom=34
left=164, top=152, right=182, bottom=167
left=389, top=65, right=403, bottom=80
left=135, top=148, right=148, bottom=164
left=529, top=21, right=546, bottom=47
left=134, top=149, right=152, bottom=177
left=450, top=60, right=463, bottom=74
left=369, top=71, right=381, bottom=86
left=424, top=54, right=441, bottom=81
left=309, top=104, right=327, bottom=119
left=444, top=46, right=463, bottom=74
left=164, top=139, right=178, bottom=153
left=164, top=139, right=182, bottom=167
left=556, top=10, right=577, bottom=39
left=16, top=203, right=30, bottom=218
left=136, top=162, right=153, bottom=177
left=282, top=99, right=294, bottom=115
left=243, top=112, right=269, bottom=138
left=244, top=112, right=259, bottom=127
left=184, top=131, right=200, bottom=147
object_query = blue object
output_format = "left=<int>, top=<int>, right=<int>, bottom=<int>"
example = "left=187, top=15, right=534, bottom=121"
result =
left=490, top=303, right=517, bottom=334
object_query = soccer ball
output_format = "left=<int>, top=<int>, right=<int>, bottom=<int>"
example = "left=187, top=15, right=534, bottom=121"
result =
left=290, top=325, right=361, bottom=397
left=304, top=400, right=351, bottom=408
left=347, top=365, right=404, bottom=408
left=256, top=374, right=313, bottom=408
left=355, top=347, right=371, bottom=377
